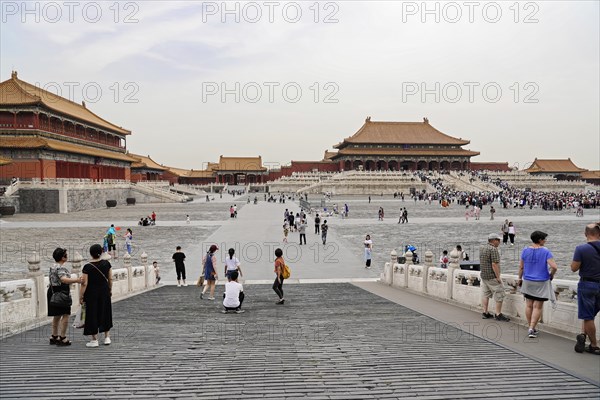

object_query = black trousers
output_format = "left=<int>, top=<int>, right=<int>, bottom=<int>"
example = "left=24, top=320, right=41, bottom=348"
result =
left=223, top=292, right=245, bottom=310
left=299, top=234, right=306, bottom=244
left=176, top=265, right=186, bottom=280
left=273, top=275, right=284, bottom=299
left=315, top=225, right=320, bottom=234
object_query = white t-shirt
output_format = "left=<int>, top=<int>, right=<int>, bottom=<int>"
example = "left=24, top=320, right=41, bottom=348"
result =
left=223, top=281, right=243, bottom=308
left=225, top=257, right=241, bottom=271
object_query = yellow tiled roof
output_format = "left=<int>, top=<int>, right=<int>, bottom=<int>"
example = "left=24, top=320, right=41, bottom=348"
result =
left=0, top=72, right=130, bottom=135
left=129, top=153, right=167, bottom=171
left=525, top=158, right=587, bottom=173
left=323, top=150, right=337, bottom=161
left=0, top=135, right=135, bottom=162
left=333, top=148, right=480, bottom=157
left=0, top=155, right=12, bottom=166
left=216, top=156, right=267, bottom=171
left=163, top=166, right=214, bottom=178
left=334, top=118, right=470, bottom=148
left=187, top=170, right=214, bottom=178
left=580, top=170, right=600, bottom=179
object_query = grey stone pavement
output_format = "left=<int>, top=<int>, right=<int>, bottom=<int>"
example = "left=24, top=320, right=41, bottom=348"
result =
left=157, top=200, right=381, bottom=284
left=1, top=198, right=599, bottom=398
left=1, top=284, right=599, bottom=399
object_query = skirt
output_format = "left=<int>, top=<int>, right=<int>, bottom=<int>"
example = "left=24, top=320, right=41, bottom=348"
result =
left=521, top=279, right=555, bottom=303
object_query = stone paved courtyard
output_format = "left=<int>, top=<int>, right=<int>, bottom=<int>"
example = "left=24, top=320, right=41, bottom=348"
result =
left=1, top=284, right=598, bottom=399
left=1, top=195, right=598, bottom=280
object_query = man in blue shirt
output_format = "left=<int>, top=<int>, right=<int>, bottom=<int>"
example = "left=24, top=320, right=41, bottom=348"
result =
left=571, top=222, right=600, bottom=355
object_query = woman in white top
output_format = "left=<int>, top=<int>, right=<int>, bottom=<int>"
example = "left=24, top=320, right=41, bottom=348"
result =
left=364, top=235, right=373, bottom=269
left=224, top=248, right=242, bottom=279
left=508, top=222, right=516, bottom=246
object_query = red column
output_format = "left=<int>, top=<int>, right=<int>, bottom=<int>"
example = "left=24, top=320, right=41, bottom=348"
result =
left=13, top=112, right=17, bottom=128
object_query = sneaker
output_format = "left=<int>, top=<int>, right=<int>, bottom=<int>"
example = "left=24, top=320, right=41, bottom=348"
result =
left=221, top=309, right=228, bottom=314
left=200, top=293, right=204, bottom=299
left=86, top=340, right=99, bottom=348
left=208, top=297, right=215, bottom=300
left=183, top=283, right=188, bottom=287
left=528, top=329, right=538, bottom=338
left=276, top=299, right=285, bottom=305
left=104, top=337, right=111, bottom=345
left=482, top=312, right=493, bottom=319
left=177, top=284, right=181, bottom=287
left=575, top=333, right=586, bottom=353
left=235, top=309, right=245, bottom=314
left=495, top=313, right=510, bottom=322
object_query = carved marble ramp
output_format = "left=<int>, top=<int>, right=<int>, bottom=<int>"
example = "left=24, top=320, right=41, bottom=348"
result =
left=1, top=284, right=598, bottom=399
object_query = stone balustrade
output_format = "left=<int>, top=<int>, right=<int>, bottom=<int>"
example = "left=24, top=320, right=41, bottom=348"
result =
left=381, top=249, right=597, bottom=338
left=0, top=251, right=157, bottom=339
left=29, top=178, right=130, bottom=188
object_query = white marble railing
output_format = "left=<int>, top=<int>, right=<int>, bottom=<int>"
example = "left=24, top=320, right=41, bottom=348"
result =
left=135, top=180, right=171, bottom=187
left=29, top=178, right=130, bottom=186
left=381, top=249, right=596, bottom=338
left=0, top=252, right=158, bottom=339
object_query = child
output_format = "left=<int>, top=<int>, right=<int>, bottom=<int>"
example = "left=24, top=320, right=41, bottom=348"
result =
left=224, top=248, right=243, bottom=279
left=222, top=270, right=244, bottom=313
left=186, top=215, right=190, bottom=224
left=124, top=228, right=133, bottom=255
left=439, top=250, right=449, bottom=268
left=153, top=261, right=161, bottom=284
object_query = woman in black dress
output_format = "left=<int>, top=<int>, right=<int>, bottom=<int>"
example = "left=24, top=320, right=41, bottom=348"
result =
left=79, top=244, right=113, bottom=348
left=47, top=247, right=82, bottom=346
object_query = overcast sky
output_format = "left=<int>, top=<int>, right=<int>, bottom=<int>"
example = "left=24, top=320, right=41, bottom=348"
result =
left=1, top=1, right=598, bottom=170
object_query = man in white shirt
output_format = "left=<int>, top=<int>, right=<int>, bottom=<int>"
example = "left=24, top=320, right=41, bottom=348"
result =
left=222, top=270, right=245, bottom=314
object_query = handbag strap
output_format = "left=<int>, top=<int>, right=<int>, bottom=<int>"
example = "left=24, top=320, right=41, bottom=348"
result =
left=86, top=262, right=109, bottom=283
left=588, top=242, right=600, bottom=257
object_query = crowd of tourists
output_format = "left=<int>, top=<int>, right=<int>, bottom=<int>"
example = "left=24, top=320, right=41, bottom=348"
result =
left=412, top=170, right=598, bottom=212
left=476, top=221, right=600, bottom=354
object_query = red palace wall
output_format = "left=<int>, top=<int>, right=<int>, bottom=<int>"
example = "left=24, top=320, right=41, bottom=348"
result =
left=470, top=162, right=510, bottom=172
left=268, top=161, right=339, bottom=181
left=0, top=160, right=43, bottom=179
left=0, top=159, right=128, bottom=181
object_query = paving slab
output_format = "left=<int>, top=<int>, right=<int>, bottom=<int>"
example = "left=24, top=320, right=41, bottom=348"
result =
left=1, top=283, right=598, bottom=399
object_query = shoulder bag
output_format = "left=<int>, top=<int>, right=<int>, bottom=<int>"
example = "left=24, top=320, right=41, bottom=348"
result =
left=49, top=268, right=72, bottom=307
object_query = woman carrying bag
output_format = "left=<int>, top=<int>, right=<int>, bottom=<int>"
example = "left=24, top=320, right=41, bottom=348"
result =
left=200, top=245, right=219, bottom=300
left=47, top=247, right=83, bottom=346
left=80, top=244, right=113, bottom=348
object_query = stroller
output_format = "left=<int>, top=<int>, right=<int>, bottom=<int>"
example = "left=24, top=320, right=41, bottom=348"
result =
left=405, top=245, right=420, bottom=264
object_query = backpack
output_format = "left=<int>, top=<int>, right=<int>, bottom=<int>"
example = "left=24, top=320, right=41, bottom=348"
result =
left=282, top=264, right=291, bottom=279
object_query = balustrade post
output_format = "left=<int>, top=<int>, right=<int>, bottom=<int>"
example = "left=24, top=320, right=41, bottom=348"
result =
left=140, top=252, right=149, bottom=288
left=123, top=253, right=132, bottom=293
left=423, top=250, right=434, bottom=293
left=71, top=251, right=83, bottom=298
left=26, top=252, right=46, bottom=318
left=447, top=249, right=460, bottom=300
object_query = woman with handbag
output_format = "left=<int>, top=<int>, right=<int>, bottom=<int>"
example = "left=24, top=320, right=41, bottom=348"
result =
left=200, top=245, right=219, bottom=300
left=79, top=244, right=113, bottom=348
left=47, top=247, right=82, bottom=346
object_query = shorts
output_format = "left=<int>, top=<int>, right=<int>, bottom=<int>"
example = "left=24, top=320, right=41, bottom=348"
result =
left=577, top=280, right=600, bottom=320
left=524, top=293, right=547, bottom=302
left=481, top=278, right=505, bottom=302
left=108, top=244, right=116, bottom=251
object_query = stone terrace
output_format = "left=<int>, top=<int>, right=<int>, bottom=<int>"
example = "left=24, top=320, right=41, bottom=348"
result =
left=1, top=284, right=598, bottom=399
